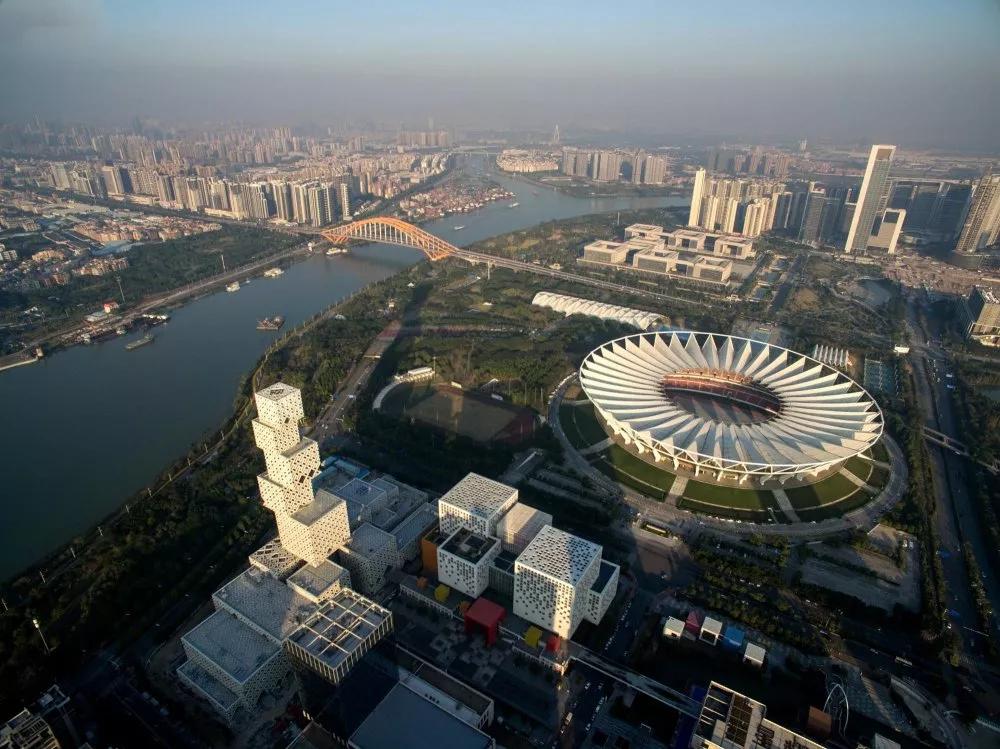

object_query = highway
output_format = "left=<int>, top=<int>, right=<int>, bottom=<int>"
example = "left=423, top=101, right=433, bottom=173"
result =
left=904, top=295, right=1000, bottom=682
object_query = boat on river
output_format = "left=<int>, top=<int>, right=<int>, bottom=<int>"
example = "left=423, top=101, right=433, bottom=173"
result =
left=508, top=202, right=520, bottom=208
left=225, top=281, right=240, bottom=292
left=453, top=225, right=466, bottom=231
left=125, top=333, right=154, bottom=351
left=257, top=316, right=285, bottom=331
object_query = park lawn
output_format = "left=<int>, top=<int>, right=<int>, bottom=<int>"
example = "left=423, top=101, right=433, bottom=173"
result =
left=843, top=456, right=873, bottom=483
left=676, top=496, right=774, bottom=522
left=560, top=400, right=610, bottom=448
left=682, top=480, right=778, bottom=513
left=590, top=444, right=675, bottom=501
left=785, top=471, right=861, bottom=510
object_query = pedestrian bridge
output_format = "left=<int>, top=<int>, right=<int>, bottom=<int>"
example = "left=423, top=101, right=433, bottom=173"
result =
left=321, top=217, right=459, bottom=261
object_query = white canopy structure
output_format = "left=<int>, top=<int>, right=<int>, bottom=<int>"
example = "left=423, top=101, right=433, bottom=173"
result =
left=532, top=291, right=662, bottom=330
left=579, top=331, right=883, bottom=484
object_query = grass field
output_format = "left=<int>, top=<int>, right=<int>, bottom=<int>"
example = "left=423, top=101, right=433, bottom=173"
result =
left=590, top=444, right=675, bottom=501
left=382, top=382, right=534, bottom=444
left=559, top=400, right=609, bottom=449
left=682, top=480, right=778, bottom=514
left=843, top=456, right=873, bottom=483
left=785, top=471, right=860, bottom=510
left=794, top=489, right=874, bottom=522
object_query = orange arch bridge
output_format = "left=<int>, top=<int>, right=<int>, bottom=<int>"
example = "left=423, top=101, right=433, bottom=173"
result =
left=321, top=217, right=459, bottom=261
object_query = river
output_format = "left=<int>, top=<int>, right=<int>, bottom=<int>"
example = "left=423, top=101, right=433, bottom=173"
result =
left=0, top=156, right=686, bottom=580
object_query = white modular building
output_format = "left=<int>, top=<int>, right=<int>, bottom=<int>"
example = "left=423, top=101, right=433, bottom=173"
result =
left=438, top=473, right=518, bottom=537
left=513, top=525, right=610, bottom=638
left=437, top=527, right=501, bottom=598
left=495, top=502, right=553, bottom=554
left=337, top=523, right=399, bottom=596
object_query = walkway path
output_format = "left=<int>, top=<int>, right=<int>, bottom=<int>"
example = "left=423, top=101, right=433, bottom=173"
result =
left=771, top=489, right=801, bottom=523
left=579, top=437, right=614, bottom=456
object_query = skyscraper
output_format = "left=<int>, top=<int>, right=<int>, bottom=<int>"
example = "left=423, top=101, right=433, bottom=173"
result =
left=339, top=182, right=351, bottom=220
left=689, top=168, right=707, bottom=227
left=954, top=172, right=1000, bottom=256
left=844, top=144, right=896, bottom=253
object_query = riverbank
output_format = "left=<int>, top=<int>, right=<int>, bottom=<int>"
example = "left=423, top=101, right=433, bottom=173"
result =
left=0, top=154, right=687, bottom=580
left=504, top=169, right=687, bottom=199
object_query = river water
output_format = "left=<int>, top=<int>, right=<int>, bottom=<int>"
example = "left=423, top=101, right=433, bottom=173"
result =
left=0, top=157, right=686, bottom=579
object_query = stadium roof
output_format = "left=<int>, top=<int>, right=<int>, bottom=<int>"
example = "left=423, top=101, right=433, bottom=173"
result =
left=579, top=331, right=882, bottom=480
left=532, top=291, right=663, bottom=330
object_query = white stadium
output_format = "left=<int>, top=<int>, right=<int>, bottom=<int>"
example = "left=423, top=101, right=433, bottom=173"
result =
left=579, top=331, right=883, bottom=485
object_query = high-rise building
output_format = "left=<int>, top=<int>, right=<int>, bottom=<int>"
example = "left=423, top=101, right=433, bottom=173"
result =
left=100, top=165, right=126, bottom=195
left=961, top=286, right=1000, bottom=345
left=253, top=383, right=350, bottom=565
left=271, top=181, right=294, bottom=221
left=631, top=150, right=647, bottom=185
left=799, top=190, right=832, bottom=245
left=869, top=208, right=906, bottom=254
left=592, top=151, right=623, bottom=182
left=954, top=172, right=1000, bottom=256
left=689, top=168, right=707, bottom=227
left=844, top=144, right=896, bottom=253
left=339, top=181, right=351, bottom=220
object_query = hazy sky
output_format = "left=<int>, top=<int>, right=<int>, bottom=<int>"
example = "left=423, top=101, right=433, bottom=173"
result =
left=1, top=0, right=998, bottom=150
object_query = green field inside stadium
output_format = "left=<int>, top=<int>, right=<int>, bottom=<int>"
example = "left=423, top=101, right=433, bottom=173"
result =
left=559, top=391, right=891, bottom=523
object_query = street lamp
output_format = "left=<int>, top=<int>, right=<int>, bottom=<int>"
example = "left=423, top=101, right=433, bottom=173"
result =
left=32, top=617, right=51, bottom=655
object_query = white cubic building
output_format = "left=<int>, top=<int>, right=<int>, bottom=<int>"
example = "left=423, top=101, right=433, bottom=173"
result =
left=438, top=473, right=518, bottom=537
left=513, top=525, right=612, bottom=638
left=286, top=559, right=352, bottom=604
left=277, top=489, right=352, bottom=567
left=495, top=503, right=553, bottom=554
left=437, top=528, right=500, bottom=597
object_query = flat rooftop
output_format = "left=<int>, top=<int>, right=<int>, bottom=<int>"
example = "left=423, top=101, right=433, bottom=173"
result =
left=212, top=568, right=315, bottom=642
left=516, top=525, right=601, bottom=586
left=344, top=522, right=396, bottom=558
left=336, top=477, right=388, bottom=507
left=349, top=683, right=493, bottom=749
left=584, top=239, right=623, bottom=250
left=626, top=223, right=664, bottom=233
left=182, top=609, right=279, bottom=684
left=287, top=559, right=349, bottom=599
left=391, top=504, right=438, bottom=548
left=292, top=489, right=346, bottom=526
left=255, top=382, right=298, bottom=405
left=441, top=527, right=499, bottom=565
left=439, top=473, right=517, bottom=521
left=285, top=590, right=392, bottom=675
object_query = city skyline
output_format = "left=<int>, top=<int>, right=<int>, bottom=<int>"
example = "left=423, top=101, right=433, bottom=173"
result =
left=1, top=0, right=999, bottom=150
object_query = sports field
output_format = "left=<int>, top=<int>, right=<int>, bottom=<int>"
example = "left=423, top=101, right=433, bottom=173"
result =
left=560, top=400, right=609, bottom=449
left=381, top=382, right=536, bottom=444
left=589, top=444, right=675, bottom=501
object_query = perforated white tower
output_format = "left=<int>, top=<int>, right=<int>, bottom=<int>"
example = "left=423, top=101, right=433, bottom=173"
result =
left=253, top=383, right=351, bottom=566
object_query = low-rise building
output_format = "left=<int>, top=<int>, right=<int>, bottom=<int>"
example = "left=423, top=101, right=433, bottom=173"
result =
left=286, top=559, right=352, bottom=604
left=337, top=523, right=398, bottom=596
left=284, top=589, right=393, bottom=686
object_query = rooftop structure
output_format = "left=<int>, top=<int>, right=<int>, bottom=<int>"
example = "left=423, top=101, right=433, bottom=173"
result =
left=438, top=473, right=518, bottom=537
left=348, top=683, right=495, bottom=749
left=693, top=681, right=822, bottom=749
left=0, top=709, right=60, bottom=749
left=531, top=291, right=663, bottom=331
left=338, top=523, right=398, bottom=596
left=495, top=501, right=552, bottom=554
left=438, top=528, right=500, bottom=597
left=580, top=331, right=883, bottom=485
left=516, top=525, right=601, bottom=586
left=212, top=568, right=315, bottom=643
left=249, top=539, right=302, bottom=580
left=286, top=559, right=351, bottom=604
left=284, top=589, right=393, bottom=686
